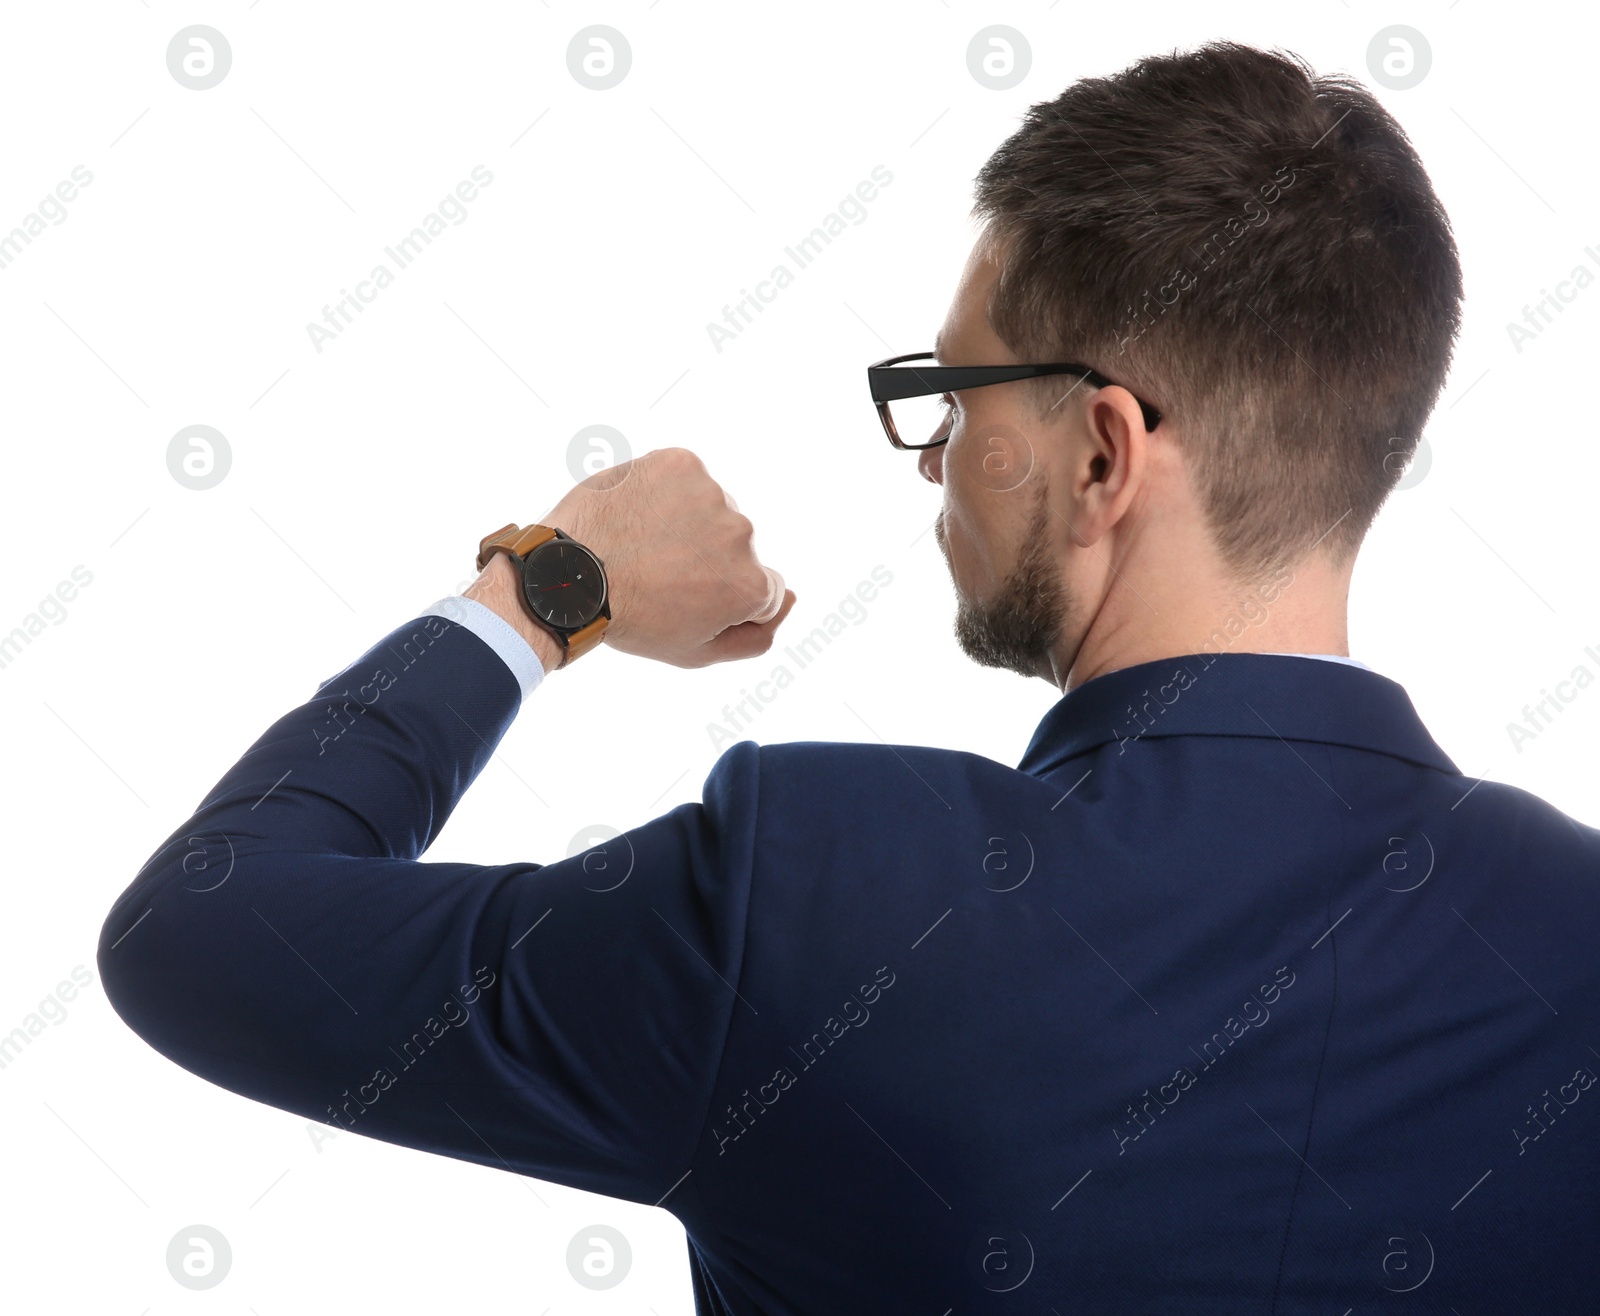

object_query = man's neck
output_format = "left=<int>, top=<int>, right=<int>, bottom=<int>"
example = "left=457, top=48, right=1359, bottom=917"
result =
left=1055, top=549, right=1355, bottom=693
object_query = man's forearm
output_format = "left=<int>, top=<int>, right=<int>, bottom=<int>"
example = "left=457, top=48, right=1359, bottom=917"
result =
left=96, top=447, right=793, bottom=1205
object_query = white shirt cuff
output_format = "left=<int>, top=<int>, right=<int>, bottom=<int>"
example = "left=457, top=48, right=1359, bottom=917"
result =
left=421, top=595, right=547, bottom=702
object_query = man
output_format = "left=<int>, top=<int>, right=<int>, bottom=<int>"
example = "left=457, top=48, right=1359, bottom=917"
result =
left=101, top=40, right=1600, bottom=1312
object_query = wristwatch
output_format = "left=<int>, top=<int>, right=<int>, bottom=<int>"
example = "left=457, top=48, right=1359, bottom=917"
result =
left=475, top=522, right=610, bottom=668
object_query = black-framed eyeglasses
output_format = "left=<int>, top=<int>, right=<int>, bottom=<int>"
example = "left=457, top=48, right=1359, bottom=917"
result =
left=867, top=351, right=1162, bottom=450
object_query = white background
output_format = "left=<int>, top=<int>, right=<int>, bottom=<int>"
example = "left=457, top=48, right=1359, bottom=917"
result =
left=1, top=2, right=1595, bottom=1311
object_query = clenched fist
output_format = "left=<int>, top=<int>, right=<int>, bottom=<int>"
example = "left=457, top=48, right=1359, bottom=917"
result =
left=466, top=447, right=796, bottom=671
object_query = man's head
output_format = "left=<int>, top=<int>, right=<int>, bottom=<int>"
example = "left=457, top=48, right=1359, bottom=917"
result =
left=922, top=41, right=1463, bottom=688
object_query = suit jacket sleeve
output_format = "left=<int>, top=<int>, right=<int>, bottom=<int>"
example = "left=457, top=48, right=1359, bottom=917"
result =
left=97, top=612, right=759, bottom=1206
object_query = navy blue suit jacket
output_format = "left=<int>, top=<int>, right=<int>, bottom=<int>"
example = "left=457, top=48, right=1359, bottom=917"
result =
left=99, top=613, right=1600, bottom=1312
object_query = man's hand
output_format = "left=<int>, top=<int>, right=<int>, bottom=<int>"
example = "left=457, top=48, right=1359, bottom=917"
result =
left=464, top=447, right=796, bottom=671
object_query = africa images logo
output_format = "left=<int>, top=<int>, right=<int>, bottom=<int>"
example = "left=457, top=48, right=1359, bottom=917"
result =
left=710, top=966, right=896, bottom=1154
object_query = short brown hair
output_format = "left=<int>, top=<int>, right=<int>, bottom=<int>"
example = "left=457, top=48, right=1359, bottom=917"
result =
left=971, top=41, right=1463, bottom=578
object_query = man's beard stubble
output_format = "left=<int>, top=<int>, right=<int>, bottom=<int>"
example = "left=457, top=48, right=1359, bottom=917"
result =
left=932, top=476, right=1072, bottom=680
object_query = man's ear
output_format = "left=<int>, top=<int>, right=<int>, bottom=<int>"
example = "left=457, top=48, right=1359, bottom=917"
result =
left=1071, top=390, right=1147, bottom=542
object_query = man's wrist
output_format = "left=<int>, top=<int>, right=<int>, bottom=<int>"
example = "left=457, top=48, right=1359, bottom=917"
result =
left=462, top=549, right=567, bottom=675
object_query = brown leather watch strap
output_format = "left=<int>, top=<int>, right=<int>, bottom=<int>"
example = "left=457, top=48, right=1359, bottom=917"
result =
left=561, top=615, right=609, bottom=664
left=476, top=522, right=557, bottom=571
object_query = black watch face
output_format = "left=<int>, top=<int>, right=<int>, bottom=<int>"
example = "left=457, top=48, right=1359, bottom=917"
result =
left=522, top=539, right=606, bottom=630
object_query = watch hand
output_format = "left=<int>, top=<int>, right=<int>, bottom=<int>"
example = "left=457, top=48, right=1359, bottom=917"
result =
left=537, top=582, right=574, bottom=591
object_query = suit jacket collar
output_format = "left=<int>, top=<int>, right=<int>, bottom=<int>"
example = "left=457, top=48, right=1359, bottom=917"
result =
left=1017, top=652, right=1461, bottom=778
